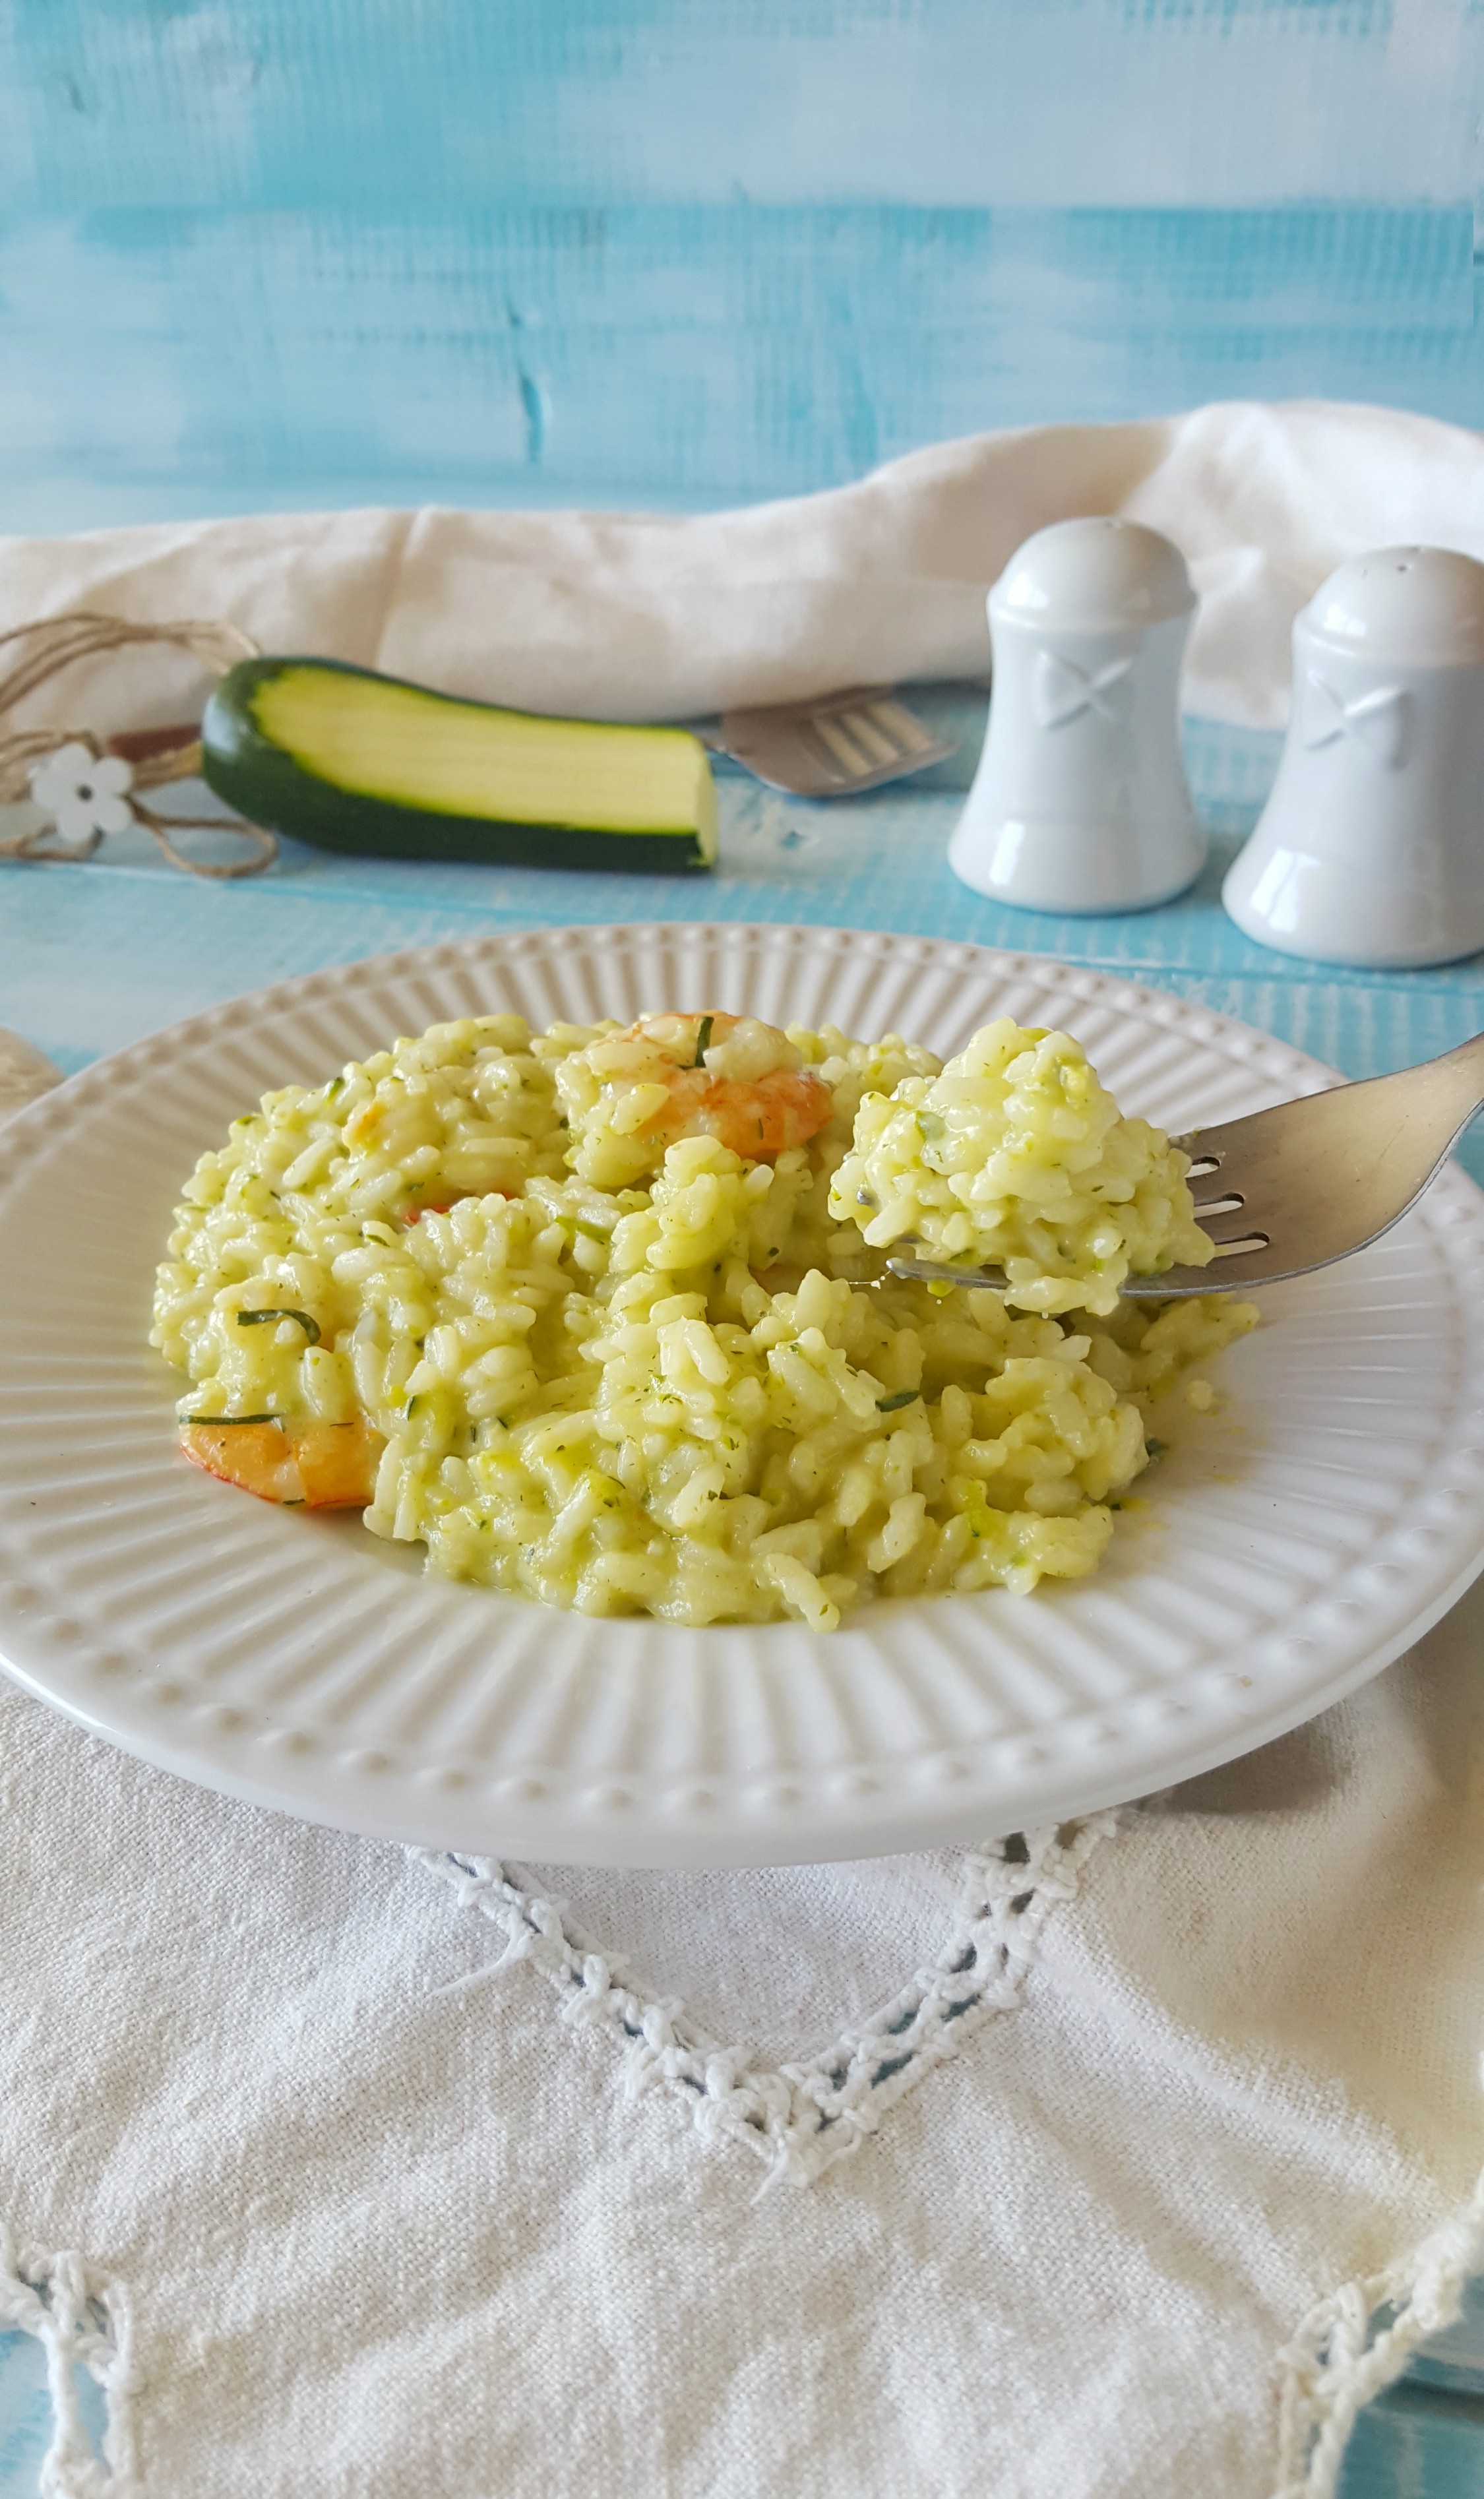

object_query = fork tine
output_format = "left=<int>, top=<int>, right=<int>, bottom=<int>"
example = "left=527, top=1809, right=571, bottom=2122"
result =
left=1197, top=1208, right=1272, bottom=1247
left=712, top=687, right=957, bottom=796
left=811, top=714, right=875, bottom=774
left=865, top=698, right=936, bottom=755
left=796, top=737, right=854, bottom=786
left=838, top=708, right=902, bottom=766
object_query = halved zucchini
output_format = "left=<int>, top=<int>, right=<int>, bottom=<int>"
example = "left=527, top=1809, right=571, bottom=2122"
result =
left=202, top=657, right=716, bottom=873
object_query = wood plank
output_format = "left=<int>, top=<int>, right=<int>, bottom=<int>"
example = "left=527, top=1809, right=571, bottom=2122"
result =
left=0, top=204, right=1477, bottom=530
left=1407, top=2277, right=1484, bottom=2400
left=3, top=0, right=1477, bottom=212
left=4, top=712, right=1483, bottom=1185
left=1338, top=2378, right=1484, bottom=2498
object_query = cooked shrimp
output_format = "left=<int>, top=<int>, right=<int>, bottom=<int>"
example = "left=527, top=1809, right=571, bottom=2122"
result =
left=179, top=1415, right=383, bottom=1509
left=589, top=1013, right=833, bottom=1162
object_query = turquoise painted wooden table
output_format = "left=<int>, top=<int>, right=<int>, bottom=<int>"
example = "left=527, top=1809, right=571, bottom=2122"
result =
left=0, top=698, right=1480, bottom=2492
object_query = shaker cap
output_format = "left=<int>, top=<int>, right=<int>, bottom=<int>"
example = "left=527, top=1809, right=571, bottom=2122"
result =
left=991, top=517, right=1195, bottom=631
left=1305, top=545, right=1484, bottom=667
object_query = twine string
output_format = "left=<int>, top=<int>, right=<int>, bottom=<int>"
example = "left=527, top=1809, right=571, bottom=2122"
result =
left=0, top=613, right=277, bottom=879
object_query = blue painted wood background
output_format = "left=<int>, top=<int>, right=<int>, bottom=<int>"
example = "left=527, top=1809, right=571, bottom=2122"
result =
left=1, top=0, right=1481, bottom=532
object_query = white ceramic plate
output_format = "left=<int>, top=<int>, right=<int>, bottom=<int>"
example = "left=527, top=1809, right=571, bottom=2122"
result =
left=3, top=921, right=1483, bottom=1867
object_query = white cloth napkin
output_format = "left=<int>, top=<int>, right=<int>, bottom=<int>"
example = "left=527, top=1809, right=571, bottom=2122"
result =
left=2, top=404, right=1483, bottom=2499
left=1, top=1568, right=1480, bottom=2499
left=3, top=399, right=1482, bottom=737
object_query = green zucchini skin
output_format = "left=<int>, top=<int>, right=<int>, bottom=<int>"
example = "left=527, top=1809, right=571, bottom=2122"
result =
left=201, top=657, right=716, bottom=874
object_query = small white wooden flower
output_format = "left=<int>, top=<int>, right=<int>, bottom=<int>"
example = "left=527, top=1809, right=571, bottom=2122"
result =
left=27, top=742, right=135, bottom=845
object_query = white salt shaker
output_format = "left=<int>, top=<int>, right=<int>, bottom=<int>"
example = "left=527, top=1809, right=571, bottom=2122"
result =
left=948, top=517, right=1204, bottom=913
left=1223, top=546, right=1484, bottom=968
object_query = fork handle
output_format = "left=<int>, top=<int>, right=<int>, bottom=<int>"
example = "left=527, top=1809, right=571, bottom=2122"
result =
left=1314, top=1026, right=1484, bottom=1173
left=1187, top=1027, right=1484, bottom=1165
left=1406, top=1026, right=1484, bottom=1132
left=1159, top=1022, right=1484, bottom=1299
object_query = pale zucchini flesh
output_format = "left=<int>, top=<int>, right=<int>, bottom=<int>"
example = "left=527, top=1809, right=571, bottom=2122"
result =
left=202, top=658, right=717, bottom=872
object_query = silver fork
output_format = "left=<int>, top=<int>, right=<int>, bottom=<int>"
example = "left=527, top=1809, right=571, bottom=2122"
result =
left=700, top=687, right=956, bottom=797
left=887, top=1029, right=1484, bottom=1301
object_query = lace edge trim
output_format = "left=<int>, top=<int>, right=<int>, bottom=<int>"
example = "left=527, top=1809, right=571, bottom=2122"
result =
left=0, top=2225, right=137, bottom=2499
left=1273, top=2159, right=1484, bottom=2496
left=416, top=1813, right=1118, bottom=2188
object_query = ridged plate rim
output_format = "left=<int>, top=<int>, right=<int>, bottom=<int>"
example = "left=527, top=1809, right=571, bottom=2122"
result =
left=1, top=920, right=1482, bottom=1867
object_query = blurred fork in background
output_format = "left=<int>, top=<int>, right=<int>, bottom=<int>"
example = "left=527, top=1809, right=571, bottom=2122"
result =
left=700, top=685, right=957, bottom=797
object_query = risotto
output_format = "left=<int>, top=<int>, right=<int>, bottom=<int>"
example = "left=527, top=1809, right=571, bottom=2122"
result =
left=830, top=1019, right=1214, bottom=1316
left=151, top=1010, right=1256, bottom=1629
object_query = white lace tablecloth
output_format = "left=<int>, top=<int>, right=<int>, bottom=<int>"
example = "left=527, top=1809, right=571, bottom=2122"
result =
left=1, top=401, right=1483, bottom=2499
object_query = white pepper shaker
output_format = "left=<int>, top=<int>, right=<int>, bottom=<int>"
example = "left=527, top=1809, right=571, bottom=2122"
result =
left=1223, top=545, right=1484, bottom=968
left=948, top=516, right=1204, bottom=913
